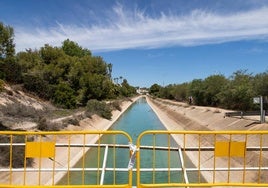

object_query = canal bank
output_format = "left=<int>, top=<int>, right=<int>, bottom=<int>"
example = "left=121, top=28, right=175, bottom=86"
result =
left=146, top=96, right=268, bottom=185
left=6, top=95, right=266, bottom=186
left=56, top=96, right=262, bottom=186
left=58, top=96, right=181, bottom=186
left=19, top=96, right=140, bottom=186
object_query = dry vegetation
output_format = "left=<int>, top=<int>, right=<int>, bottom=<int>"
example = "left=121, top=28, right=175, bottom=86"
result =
left=0, top=85, right=126, bottom=167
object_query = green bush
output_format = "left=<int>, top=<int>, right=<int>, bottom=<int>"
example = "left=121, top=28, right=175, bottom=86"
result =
left=53, top=82, right=77, bottom=109
left=86, top=99, right=112, bottom=120
left=22, top=73, right=52, bottom=99
left=111, top=100, right=122, bottom=111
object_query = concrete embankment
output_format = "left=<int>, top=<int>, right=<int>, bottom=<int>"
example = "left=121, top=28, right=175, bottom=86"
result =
left=0, top=96, right=141, bottom=186
left=146, top=96, right=268, bottom=185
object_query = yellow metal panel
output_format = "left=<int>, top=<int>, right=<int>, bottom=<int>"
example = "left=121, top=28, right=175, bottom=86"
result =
left=25, top=142, right=40, bottom=158
left=215, top=141, right=229, bottom=157
left=230, top=142, right=246, bottom=157
left=25, top=142, right=55, bottom=158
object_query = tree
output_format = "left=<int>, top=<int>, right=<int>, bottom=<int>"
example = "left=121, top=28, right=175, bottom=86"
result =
left=253, top=71, right=268, bottom=109
left=89, top=56, right=108, bottom=76
left=119, top=79, right=136, bottom=97
left=149, top=84, right=162, bottom=96
left=253, top=71, right=268, bottom=97
left=0, top=22, right=19, bottom=82
left=22, top=73, right=52, bottom=99
left=170, top=83, right=189, bottom=101
left=0, top=22, right=15, bottom=60
left=40, top=44, right=65, bottom=64
left=119, top=76, right=123, bottom=84
left=203, top=75, right=228, bottom=106
left=17, top=49, right=42, bottom=73
left=114, top=77, right=119, bottom=84
left=62, top=39, right=91, bottom=57
left=189, top=79, right=205, bottom=105
left=52, top=82, right=76, bottom=109
left=219, top=70, right=255, bottom=110
left=158, top=84, right=174, bottom=99
left=107, top=63, right=112, bottom=80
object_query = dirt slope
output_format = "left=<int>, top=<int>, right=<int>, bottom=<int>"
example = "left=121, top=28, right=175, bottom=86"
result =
left=0, top=85, right=54, bottom=130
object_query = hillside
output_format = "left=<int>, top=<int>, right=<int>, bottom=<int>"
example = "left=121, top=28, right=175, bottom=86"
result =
left=0, top=85, right=49, bottom=130
left=0, top=84, right=86, bottom=131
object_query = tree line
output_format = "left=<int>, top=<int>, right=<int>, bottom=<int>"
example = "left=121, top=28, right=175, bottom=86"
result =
left=0, top=22, right=136, bottom=109
left=150, top=70, right=268, bottom=111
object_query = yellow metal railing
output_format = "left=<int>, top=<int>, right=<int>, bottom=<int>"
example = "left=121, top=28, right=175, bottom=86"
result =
left=1, top=130, right=268, bottom=187
left=136, top=130, right=268, bottom=187
left=0, top=131, right=132, bottom=188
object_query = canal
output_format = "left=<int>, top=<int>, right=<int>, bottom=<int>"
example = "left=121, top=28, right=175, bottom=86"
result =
left=58, top=97, right=184, bottom=186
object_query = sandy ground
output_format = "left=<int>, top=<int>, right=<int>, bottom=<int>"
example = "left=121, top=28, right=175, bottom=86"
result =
left=146, top=96, right=268, bottom=187
left=0, top=96, right=141, bottom=186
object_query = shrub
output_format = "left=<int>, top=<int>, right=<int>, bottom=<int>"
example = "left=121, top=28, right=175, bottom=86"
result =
left=67, top=118, right=80, bottom=126
left=52, top=82, right=76, bottom=109
left=86, top=99, right=112, bottom=120
left=111, top=100, right=122, bottom=111
left=22, top=73, right=52, bottom=99
left=37, top=117, right=61, bottom=131
left=1, top=103, right=40, bottom=118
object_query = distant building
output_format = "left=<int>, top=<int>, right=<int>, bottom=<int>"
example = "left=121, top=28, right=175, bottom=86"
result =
left=136, top=88, right=149, bottom=95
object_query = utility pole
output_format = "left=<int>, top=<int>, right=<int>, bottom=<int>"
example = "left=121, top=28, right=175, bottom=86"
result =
left=260, top=96, right=265, bottom=123
left=254, top=96, right=265, bottom=123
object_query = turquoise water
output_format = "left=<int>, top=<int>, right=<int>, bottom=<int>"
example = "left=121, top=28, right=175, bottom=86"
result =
left=58, top=97, right=183, bottom=186
left=109, top=97, right=166, bottom=140
left=109, top=97, right=182, bottom=185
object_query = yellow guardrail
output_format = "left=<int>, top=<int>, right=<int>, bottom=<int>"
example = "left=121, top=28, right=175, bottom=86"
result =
left=0, top=131, right=132, bottom=188
left=1, top=130, right=268, bottom=187
left=136, top=130, right=268, bottom=187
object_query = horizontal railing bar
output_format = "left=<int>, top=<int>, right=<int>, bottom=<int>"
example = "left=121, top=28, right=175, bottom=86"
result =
left=0, top=168, right=126, bottom=172
left=139, top=167, right=268, bottom=171
left=2, top=167, right=268, bottom=172
left=140, top=183, right=268, bottom=187
left=1, top=143, right=267, bottom=151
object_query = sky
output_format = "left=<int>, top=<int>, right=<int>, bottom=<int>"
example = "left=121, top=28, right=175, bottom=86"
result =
left=1, top=0, right=268, bottom=87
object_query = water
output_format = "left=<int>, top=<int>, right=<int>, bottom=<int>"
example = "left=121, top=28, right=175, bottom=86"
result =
left=109, top=97, right=183, bottom=185
left=109, top=97, right=165, bottom=140
left=58, top=97, right=183, bottom=186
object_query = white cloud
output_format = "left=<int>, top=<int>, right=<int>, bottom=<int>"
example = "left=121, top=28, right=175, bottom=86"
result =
left=14, top=5, right=268, bottom=52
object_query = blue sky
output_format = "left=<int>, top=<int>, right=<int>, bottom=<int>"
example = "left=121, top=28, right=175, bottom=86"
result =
left=1, top=0, right=268, bottom=87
